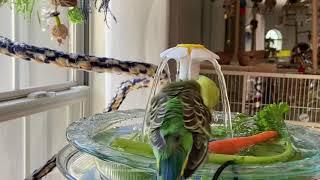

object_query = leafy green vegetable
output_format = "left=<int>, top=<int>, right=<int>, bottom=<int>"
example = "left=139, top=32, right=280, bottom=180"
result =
left=111, top=137, right=295, bottom=165
left=224, top=103, right=290, bottom=138
left=211, top=125, right=228, bottom=138
left=255, top=103, right=290, bottom=137
left=232, top=114, right=258, bottom=136
left=208, top=141, right=294, bottom=164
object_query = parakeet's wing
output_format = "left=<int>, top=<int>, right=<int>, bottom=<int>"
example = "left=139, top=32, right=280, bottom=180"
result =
left=176, top=82, right=212, bottom=178
left=148, top=81, right=213, bottom=178
left=149, top=92, right=170, bottom=150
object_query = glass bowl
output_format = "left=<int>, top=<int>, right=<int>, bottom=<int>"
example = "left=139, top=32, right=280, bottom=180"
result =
left=66, top=109, right=320, bottom=180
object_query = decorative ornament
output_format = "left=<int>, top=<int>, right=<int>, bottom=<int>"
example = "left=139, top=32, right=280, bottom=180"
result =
left=51, top=12, right=68, bottom=45
left=291, top=43, right=312, bottom=73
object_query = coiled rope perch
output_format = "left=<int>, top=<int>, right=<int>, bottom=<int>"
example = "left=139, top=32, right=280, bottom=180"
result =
left=0, top=36, right=158, bottom=78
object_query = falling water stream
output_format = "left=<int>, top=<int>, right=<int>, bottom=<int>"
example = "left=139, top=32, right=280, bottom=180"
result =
left=142, top=50, right=233, bottom=138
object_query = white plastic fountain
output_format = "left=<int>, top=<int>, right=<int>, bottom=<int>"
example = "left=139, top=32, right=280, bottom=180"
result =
left=142, top=44, right=233, bottom=137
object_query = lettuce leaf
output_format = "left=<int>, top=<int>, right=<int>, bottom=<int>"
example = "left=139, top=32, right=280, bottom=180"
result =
left=213, top=103, right=290, bottom=138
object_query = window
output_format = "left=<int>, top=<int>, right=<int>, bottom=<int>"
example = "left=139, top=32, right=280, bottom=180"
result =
left=265, top=29, right=283, bottom=51
left=0, top=5, right=72, bottom=91
left=0, top=4, right=89, bottom=180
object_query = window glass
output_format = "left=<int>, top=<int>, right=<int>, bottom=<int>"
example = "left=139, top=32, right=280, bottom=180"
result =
left=0, top=5, right=14, bottom=92
left=0, top=104, right=83, bottom=180
left=266, top=29, right=283, bottom=51
left=0, top=118, right=24, bottom=180
left=0, top=3, right=72, bottom=90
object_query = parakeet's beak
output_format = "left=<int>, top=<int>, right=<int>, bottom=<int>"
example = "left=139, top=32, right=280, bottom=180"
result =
left=159, top=151, right=187, bottom=180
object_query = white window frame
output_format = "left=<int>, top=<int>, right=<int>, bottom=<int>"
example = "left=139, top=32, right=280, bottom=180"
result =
left=0, top=12, right=91, bottom=123
left=0, top=83, right=90, bottom=122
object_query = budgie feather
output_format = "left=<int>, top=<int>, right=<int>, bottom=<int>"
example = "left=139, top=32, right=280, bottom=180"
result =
left=149, top=80, right=213, bottom=179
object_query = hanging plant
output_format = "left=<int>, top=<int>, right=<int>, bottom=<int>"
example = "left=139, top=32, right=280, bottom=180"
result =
left=96, top=0, right=117, bottom=26
left=68, top=7, right=85, bottom=24
left=0, top=0, right=117, bottom=44
left=15, top=0, right=36, bottom=18
left=0, top=0, right=8, bottom=6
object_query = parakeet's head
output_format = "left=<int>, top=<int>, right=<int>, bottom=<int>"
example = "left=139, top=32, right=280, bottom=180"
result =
left=196, top=75, right=220, bottom=110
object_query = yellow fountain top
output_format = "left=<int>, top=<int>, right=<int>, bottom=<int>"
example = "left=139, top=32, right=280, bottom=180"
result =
left=177, top=44, right=205, bottom=54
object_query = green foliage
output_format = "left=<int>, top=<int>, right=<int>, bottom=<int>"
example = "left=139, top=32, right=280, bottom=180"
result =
left=212, top=103, right=290, bottom=138
left=232, top=114, right=259, bottom=137
left=15, top=0, right=35, bottom=19
left=208, top=141, right=294, bottom=164
left=211, top=125, right=228, bottom=138
left=67, top=7, right=85, bottom=24
left=0, top=0, right=8, bottom=6
left=255, top=103, right=290, bottom=137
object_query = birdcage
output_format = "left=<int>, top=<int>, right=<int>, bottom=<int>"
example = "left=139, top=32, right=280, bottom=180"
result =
left=202, top=70, right=320, bottom=123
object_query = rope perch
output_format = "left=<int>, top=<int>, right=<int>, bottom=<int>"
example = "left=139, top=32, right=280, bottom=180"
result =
left=0, top=36, right=157, bottom=78
left=105, top=78, right=151, bottom=112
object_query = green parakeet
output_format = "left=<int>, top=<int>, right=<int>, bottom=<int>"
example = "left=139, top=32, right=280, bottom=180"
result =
left=148, top=75, right=219, bottom=180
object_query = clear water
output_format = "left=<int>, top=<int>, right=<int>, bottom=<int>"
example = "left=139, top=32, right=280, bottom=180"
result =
left=93, top=124, right=320, bottom=180
left=142, top=57, right=171, bottom=137
left=66, top=110, right=320, bottom=180
left=205, top=54, right=233, bottom=136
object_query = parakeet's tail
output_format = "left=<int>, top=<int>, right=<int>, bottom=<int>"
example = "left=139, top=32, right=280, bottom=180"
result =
left=159, top=151, right=186, bottom=180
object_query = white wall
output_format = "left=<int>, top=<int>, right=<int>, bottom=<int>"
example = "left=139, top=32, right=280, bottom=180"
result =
left=90, top=0, right=169, bottom=111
